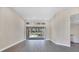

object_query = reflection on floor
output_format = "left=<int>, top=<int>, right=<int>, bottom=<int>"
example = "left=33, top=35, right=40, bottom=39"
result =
left=3, top=40, right=79, bottom=52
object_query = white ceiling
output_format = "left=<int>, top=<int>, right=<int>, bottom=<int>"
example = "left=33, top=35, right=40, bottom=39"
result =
left=13, top=7, right=66, bottom=20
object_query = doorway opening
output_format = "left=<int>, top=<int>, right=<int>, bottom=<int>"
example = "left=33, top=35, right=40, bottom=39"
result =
left=70, top=14, right=79, bottom=47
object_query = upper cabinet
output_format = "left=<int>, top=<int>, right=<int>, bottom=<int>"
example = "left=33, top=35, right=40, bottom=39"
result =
left=70, top=14, right=79, bottom=24
left=25, top=20, right=48, bottom=27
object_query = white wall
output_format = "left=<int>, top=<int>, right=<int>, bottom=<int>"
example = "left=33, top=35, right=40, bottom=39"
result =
left=0, top=8, right=24, bottom=51
left=71, top=24, right=79, bottom=36
left=50, top=7, right=79, bottom=47
left=50, top=9, right=70, bottom=47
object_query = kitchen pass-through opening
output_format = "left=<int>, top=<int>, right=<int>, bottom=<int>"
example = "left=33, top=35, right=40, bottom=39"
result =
left=26, top=27, right=46, bottom=40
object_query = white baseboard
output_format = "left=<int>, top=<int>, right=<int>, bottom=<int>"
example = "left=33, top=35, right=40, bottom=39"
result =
left=50, top=40, right=70, bottom=47
left=0, top=39, right=26, bottom=52
left=54, top=42, right=70, bottom=47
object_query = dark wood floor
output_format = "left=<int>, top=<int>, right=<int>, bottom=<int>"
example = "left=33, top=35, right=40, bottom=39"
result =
left=3, top=40, right=79, bottom=52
